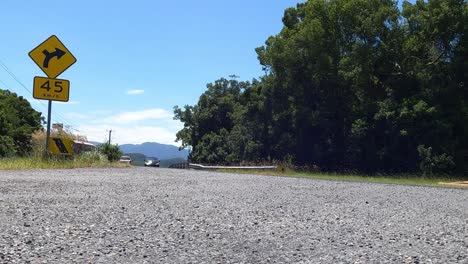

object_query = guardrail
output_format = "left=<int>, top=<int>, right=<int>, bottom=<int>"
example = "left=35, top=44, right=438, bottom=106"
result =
left=188, top=164, right=277, bottom=171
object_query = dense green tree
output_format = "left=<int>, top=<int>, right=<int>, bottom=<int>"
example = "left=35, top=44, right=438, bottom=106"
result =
left=174, top=78, right=266, bottom=164
left=174, top=0, right=468, bottom=176
left=255, top=0, right=467, bottom=174
left=257, top=0, right=402, bottom=170
left=0, top=89, right=42, bottom=157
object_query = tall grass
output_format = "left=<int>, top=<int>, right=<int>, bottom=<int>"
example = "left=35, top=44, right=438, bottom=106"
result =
left=0, top=150, right=127, bottom=170
left=219, top=168, right=467, bottom=187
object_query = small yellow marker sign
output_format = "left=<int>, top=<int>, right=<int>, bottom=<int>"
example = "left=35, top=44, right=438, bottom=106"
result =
left=28, top=35, right=76, bottom=78
left=33, top=76, right=70, bottom=102
left=48, top=137, right=74, bottom=155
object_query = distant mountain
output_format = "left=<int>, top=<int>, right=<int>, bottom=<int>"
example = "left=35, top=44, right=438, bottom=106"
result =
left=119, top=142, right=189, bottom=160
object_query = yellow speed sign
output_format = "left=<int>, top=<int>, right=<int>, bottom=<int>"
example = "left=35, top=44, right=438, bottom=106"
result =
left=33, top=76, right=70, bottom=102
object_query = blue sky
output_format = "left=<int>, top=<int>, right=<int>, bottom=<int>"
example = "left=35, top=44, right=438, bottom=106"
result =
left=0, top=0, right=301, bottom=145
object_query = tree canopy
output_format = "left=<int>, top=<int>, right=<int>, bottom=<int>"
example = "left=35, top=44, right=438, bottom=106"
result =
left=175, top=0, right=468, bottom=175
left=0, top=89, right=43, bottom=157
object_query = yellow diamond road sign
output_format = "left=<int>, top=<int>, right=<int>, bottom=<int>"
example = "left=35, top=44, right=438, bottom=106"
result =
left=29, top=35, right=76, bottom=78
left=33, top=76, right=70, bottom=102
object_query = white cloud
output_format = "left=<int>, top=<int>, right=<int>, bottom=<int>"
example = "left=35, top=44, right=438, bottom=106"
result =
left=105, top=108, right=173, bottom=124
left=72, top=108, right=183, bottom=146
left=127, top=89, right=144, bottom=95
left=77, top=123, right=182, bottom=146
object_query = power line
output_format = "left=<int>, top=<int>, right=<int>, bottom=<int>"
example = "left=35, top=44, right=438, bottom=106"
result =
left=0, top=58, right=33, bottom=94
left=0, top=57, right=86, bottom=136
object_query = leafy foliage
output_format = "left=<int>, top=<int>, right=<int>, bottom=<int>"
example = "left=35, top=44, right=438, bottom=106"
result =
left=0, top=89, right=42, bottom=157
left=98, top=142, right=122, bottom=162
left=174, top=79, right=267, bottom=164
left=175, top=0, right=468, bottom=176
left=75, top=150, right=107, bottom=165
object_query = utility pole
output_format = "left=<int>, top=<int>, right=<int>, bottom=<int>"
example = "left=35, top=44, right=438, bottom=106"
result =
left=108, top=129, right=112, bottom=144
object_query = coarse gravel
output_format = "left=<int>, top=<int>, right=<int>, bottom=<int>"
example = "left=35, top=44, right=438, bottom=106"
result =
left=0, top=167, right=467, bottom=263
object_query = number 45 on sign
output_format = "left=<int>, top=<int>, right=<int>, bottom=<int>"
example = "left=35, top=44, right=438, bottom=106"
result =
left=33, top=76, right=70, bottom=102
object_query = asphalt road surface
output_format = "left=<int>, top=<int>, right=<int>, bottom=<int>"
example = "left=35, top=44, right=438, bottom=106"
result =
left=0, top=168, right=467, bottom=263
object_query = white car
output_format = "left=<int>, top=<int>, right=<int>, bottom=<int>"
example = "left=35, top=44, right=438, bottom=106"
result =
left=144, top=157, right=160, bottom=167
left=119, top=156, right=132, bottom=165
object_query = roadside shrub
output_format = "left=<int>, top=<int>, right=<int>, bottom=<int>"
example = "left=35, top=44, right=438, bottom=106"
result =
left=0, top=135, right=16, bottom=157
left=276, top=154, right=295, bottom=173
left=98, top=142, right=122, bottom=162
left=417, top=145, right=455, bottom=176
left=76, top=150, right=106, bottom=164
left=0, top=90, right=42, bottom=157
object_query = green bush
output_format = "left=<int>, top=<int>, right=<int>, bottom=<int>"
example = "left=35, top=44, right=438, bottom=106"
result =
left=417, top=145, right=455, bottom=176
left=76, top=150, right=107, bottom=164
left=0, top=90, right=42, bottom=157
left=98, top=142, right=122, bottom=162
left=0, top=135, right=16, bottom=157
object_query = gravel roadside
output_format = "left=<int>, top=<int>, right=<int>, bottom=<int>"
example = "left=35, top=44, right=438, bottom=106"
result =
left=0, top=167, right=467, bottom=263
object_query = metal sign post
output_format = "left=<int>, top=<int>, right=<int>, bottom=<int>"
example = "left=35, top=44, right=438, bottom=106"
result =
left=45, top=100, right=52, bottom=154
